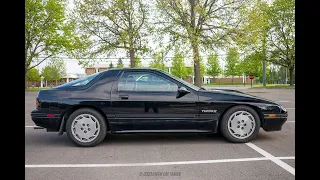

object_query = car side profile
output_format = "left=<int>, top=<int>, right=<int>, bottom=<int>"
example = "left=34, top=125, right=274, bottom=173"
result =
left=31, top=68, right=288, bottom=147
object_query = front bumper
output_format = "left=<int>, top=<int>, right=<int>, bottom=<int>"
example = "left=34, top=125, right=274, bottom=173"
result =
left=31, top=109, right=62, bottom=131
left=262, top=113, right=288, bottom=131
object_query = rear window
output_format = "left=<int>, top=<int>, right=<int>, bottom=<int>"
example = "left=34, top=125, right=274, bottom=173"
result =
left=55, top=72, right=101, bottom=88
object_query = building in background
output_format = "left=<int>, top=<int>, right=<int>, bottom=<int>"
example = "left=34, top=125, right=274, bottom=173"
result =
left=36, top=73, right=86, bottom=88
left=85, top=64, right=109, bottom=75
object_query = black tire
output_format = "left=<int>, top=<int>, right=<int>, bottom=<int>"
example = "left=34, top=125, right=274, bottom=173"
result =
left=220, top=105, right=260, bottom=143
left=66, top=108, right=107, bottom=147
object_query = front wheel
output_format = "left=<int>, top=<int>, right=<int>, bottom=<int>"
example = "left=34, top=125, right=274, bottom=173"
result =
left=66, top=108, right=107, bottom=147
left=220, top=106, right=260, bottom=143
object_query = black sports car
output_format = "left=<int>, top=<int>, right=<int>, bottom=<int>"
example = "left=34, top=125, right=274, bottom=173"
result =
left=31, top=68, right=288, bottom=147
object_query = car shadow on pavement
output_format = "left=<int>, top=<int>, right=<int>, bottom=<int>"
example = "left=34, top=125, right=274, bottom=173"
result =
left=102, top=133, right=227, bottom=145
left=26, top=130, right=277, bottom=147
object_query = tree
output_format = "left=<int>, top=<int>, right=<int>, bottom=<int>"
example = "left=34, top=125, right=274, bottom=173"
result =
left=199, top=57, right=205, bottom=79
left=171, top=51, right=187, bottom=79
left=26, top=68, right=41, bottom=87
left=41, top=66, right=59, bottom=86
left=41, top=59, right=66, bottom=86
left=150, top=52, right=165, bottom=70
left=73, top=0, right=149, bottom=68
left=135, top=56, right=143, bottom=68
left=109, top=62, right=114, bottom=69
left=156, top=0, right=246, bottom=86
left=239, top=52, right=263, bottom=78
left=206, top=53, right=221, bottom=78
left=25, top=0, right=76, bottom=86
left=224, top=48, right=240, bottom=84
left=236, top=0, right=271, bottom=87
left=186, top=67, right=193, bottom=78
left=116, top=58, right=124, bottom=68
left=238, top=51, right=263, bottom=85
left=267, top=0, right=295, bottom=85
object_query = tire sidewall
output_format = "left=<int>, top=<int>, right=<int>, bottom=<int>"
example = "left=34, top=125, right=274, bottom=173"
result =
left=66, top=108, right=107, bottom=147
left=220, top=106, right=261, bottom=143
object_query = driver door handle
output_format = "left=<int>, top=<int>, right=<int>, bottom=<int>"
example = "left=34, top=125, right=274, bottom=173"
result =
left=119, top=95, right=129, bottom=100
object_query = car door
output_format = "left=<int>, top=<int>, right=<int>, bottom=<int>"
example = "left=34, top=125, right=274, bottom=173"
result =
left=110, top=70, right=199, bottom=132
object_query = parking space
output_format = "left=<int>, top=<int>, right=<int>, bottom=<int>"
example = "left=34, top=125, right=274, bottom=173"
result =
left=25, top=89, right=295, bottom=180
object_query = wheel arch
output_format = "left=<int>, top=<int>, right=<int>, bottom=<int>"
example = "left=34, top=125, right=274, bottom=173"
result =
left=217, top=104, right=264, bottom=129
left=61, top=105, right=110, bottom=132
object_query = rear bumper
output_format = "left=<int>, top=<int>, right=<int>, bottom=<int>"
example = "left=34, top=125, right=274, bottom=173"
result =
left=31, top=109, right=62, bottom=131
left=262, top=114, right=288, bottom=131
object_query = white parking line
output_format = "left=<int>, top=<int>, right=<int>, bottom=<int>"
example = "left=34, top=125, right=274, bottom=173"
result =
left=25, top=156, right=295, bottom=168
left=25, top=126, right=36, bottom=128
left=246, top=143, right=295, bottom=176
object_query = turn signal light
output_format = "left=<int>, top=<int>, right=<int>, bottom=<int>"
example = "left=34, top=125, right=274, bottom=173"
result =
left=268, top=114, right=276, bottom=117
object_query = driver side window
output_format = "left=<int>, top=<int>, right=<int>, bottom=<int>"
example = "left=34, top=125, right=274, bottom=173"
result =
left=118, top=71, right=178, bottom=92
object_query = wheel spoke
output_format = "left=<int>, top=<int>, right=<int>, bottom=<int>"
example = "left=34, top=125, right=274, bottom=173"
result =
left=227, top=110, right=256, bottom=140
left=71, top=114, right=100, bottom=143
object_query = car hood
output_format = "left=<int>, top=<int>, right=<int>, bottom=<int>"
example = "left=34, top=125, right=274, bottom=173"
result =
left=198, top=89, right=278, bottom=105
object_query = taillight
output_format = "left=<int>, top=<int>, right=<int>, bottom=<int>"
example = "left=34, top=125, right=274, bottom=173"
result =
left=36, top=98, right=40, bottom=108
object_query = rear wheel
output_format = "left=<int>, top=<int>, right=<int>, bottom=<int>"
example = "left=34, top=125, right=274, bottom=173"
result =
left=220, top=106, right=260, bottom=143
left=66, top=108, right=107, bottom=147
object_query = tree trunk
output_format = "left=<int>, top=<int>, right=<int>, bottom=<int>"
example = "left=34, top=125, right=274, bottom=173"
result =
left=192, top=44, right=201, bottom=86
left=262, top=60, right=266, bottom=87
left=262, top=30, right=267, bottom=87
left=161, top=51, right=164, bottom=70
left=130, top=49, right=135, bottom=68
left=289, top=66, right=294, bottom=86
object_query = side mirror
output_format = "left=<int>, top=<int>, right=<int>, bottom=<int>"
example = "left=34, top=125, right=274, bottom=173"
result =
left=177, top=86, right=190, bottom=98
left=178, top=86, right=190, bottom=94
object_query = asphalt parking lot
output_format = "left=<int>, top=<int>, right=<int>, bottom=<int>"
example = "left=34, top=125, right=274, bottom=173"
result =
left=25, top=88, right=295, bottom=180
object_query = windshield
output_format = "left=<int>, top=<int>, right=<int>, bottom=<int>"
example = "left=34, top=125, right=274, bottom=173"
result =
left=160, top=70, right=200, bottom=91
left=55, top=72, right=101, bottom=88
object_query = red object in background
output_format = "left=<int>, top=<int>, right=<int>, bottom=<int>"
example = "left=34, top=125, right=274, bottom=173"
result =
left=249, top=74, right=254, bottom=79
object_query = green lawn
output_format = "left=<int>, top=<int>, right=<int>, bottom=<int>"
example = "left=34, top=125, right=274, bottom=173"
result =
left=25, top=87, right=50, bottom=92
left=251, top=84, right=295, bottom=89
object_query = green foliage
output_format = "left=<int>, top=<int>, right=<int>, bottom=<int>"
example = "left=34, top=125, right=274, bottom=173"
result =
left=267, top=0, right=295, bottom=73
left=206, top=53, right=221, bottom=77
left=237, top=0, right=270, bottom=51
left=26, top=68, right=41, bottom=82
left=116, top=58, right=124, bottom=68
left=199, top=57, right=205, bottom=78
left=73, top=0, right=149, bottom=67
left=25, top=0, right=77, bottom=72
left=41, top=59, right=66, bottom=81
left=186, top=67, right=193, bottom=77
left=41, top=66, right=59, bottom=82
left=171, top=52, right=187, bottom=79
left=135, top=56, right=143, bottom=68
left=185, top=58, right=205, bottom=78
left=224, top=48, right=240, bottom=77
left=239, top=52, right=263, bottom=77
left=109, top=62, right=114, bottom=69
left=150, top=52, right=164, bottom=70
